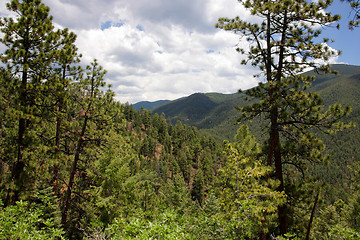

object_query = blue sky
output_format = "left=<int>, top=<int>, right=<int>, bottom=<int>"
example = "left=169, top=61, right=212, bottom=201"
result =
left=1, top=0, right=359, bottom=103
left=323, top=0, right=360, bottom=65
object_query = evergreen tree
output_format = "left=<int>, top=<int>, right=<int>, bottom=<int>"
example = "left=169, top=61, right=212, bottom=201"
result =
left=48, top=28, right=81, bottom=197
left=191, top=170, right=204, bottom=205
left=0, top=0, right=76, bottom=206
left=61, top=59, right=114, bottom=231
left=217, top=0, right=352, bottom=235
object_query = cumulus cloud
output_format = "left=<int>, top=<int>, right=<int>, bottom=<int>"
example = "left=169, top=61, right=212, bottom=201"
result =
left=3, top=0, right=342, bottom=104
left=0, top=0, right=263, bottom=103
left=39, top=0, right=261, bottom=103
left=0, top=0, right=354, bottom=104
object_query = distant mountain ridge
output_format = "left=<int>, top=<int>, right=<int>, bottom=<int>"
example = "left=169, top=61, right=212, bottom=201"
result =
left=132, top=100, right=170, bottom=111
left=149, top=64, right=359, bottom=135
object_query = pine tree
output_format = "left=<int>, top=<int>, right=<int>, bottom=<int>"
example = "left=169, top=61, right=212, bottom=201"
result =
left=217, top=0, right=352, bottom=235
left=61, top=59, right=114, bottom=230
left=49, top=28, right=81, bottom=197
left=0, top=0, right=76, bottom=205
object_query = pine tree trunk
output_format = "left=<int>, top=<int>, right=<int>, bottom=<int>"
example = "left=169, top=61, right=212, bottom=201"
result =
left=53, top=102, right=62, bottom=196
left=5, top=66, right=28, bottom=206
left=53, top=66, right=66, bottom=197
left=269, top=106, right=287, bottom=235
left=306, top=191, right=320, bottom=240
left=271, top=8, right=288, bottom=236
left=61, top=115, right=88, bottom=227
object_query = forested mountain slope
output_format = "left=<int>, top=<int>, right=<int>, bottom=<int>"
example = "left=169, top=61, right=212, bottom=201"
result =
left=152, top=64, right=360, bottom=198
left=152, top=64, right=359, bottom=141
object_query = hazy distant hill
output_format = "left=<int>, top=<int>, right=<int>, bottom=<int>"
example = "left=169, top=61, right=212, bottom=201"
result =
left=132, top=100, right=170, bottom=111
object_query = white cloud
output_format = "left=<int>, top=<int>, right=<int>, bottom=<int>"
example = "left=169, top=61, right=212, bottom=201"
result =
left=0, top=0, right=263, bottom=103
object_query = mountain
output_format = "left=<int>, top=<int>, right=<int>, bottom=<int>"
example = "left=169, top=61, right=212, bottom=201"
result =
left=132, top=100, right=170, bottom=111
left=152, top=93, right=220, bottom=123
left=153, top=64, right=360, bottom=141
left=151, top=64, right=360, bottom=197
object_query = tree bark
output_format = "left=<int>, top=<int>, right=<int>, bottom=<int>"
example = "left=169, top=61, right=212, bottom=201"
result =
left=306, top=191, right=320, bottom=240
left=5, top=59, right=29, bottom=207
left=53, top=102, right=62, bottom=196
left=61, top=115, right=88, bottom=227
left=269, top=106, right=288, bottom=235
left=53, top=66, right=66, bottom=196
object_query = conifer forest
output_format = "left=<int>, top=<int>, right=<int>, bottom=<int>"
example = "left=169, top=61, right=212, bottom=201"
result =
left=0, top=0, right=359, bottom=239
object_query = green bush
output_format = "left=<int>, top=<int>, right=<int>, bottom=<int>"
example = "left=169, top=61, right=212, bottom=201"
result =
left=0, top=200, right=65, bottom=240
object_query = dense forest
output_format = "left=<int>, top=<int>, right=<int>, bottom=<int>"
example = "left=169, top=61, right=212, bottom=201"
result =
left=0, top=0, right=359, bottom=239
left=146, top=64, right=360, bottom=203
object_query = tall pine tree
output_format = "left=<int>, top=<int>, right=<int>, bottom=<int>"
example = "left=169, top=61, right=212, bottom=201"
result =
left=0, top=0, right=76, bottom=205
left=217, top=0, right=352, bottom=235
left=61, top=59, right=115, bottom=231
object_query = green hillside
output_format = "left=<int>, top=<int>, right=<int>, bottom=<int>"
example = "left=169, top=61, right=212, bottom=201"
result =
left=153, top=93, right=219, bottom=124
left=152, top=64, right=360, bottom=196
left=153, top=64, right=360, bottom=141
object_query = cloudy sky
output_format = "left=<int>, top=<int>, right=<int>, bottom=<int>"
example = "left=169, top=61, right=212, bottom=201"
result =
left=1, top=0, right=360, bottom=104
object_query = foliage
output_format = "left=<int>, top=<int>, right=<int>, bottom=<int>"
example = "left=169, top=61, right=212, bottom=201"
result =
left=311, top=199, right=360, bottom=239
left=214, top=125, right=285, bottom=238
left=346, top=0, right=360, bottom=28
left=0, top=199, right=64, bottom=240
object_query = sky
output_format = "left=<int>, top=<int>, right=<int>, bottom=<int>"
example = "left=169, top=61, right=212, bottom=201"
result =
left=1, top=0, right=359, bottom=104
